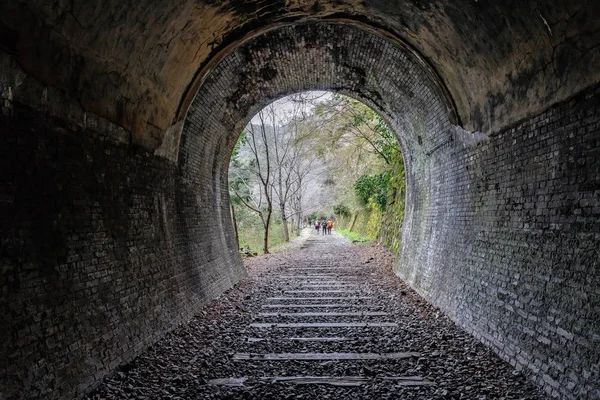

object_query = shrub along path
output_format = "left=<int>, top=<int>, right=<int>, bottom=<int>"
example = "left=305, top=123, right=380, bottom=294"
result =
left=87, top=233, right=545, bottom=399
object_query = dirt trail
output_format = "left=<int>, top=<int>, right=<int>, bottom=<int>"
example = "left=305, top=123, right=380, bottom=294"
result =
left=88, top=234, right=546, bottom=399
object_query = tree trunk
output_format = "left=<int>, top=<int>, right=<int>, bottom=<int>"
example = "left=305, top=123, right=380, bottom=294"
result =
left=263, top=209, right=271, bottom=254
left=295, top=188, right=302, bottom=236
left=263, top=226, right=269, bottom=254
left=281, top=203, right=289, bottom=242
left=349, top=212, right=359, bottom=232
left=230, top=201, right=240, bottom=249
left=262, top=188, right=273, bottom=254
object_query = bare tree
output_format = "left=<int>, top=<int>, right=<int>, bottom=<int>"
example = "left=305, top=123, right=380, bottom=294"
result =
left=230, top=92, right=357, bottom=250
left=269, top=94, right=317, bottom=242
left=230, top=109, right=274, bottom=254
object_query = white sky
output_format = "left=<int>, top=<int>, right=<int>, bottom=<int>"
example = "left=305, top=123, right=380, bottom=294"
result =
left=250, top=91, right=334, bottom=125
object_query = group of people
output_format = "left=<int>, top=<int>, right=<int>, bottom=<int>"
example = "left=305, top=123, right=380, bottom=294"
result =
left=314, top=218, right=334, bottom=235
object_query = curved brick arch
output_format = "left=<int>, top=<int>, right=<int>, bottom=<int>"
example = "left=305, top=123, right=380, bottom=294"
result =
left=177, top=23, right=458, bottom=302
left=178, top=21, right=455, bottom=222
left=174, top=20, right=600, bottom=400
left=178, top=21, right=457, bottom=162
left=1, top=4, right=599, bottom=400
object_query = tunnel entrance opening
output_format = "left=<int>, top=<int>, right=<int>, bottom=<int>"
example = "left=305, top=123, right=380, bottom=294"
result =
left=177, top=19, right=457, bottom=297
left=228, top=91, right=406, bottom=256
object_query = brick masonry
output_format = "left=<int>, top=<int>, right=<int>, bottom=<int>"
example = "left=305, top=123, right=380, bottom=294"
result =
left=0, top=103, right=245, bottom=398
left=398, top=87, right=600, bottom=399
left=183, top=22, right=600, bottom=399
left=0, top=20, right=598, bottom=399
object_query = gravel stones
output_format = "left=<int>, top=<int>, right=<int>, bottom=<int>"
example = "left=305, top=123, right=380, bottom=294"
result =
left=86, top=233, right=546, bottom=399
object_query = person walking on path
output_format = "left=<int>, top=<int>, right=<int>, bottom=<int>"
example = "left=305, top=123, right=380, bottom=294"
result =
left=326, top=219, right=333, bottom=235
left=314, top=220, right=320, bottom=234
left=321, top=218, right=327, bottom=235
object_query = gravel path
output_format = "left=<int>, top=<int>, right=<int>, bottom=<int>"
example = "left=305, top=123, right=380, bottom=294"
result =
left=268, top=228, right=313, bottom=254
left=87, top=233, right=546, bottom=399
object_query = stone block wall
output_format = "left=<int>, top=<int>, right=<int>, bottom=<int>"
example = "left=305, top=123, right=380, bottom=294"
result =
left=0, top=102, right=245, bottom=399
left=396, top=86, right=600, bottom=399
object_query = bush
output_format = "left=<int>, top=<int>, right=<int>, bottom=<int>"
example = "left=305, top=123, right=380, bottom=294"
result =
left=333, top=204, right=351, bottom=217
left=353, top=172, right=390, bottom=211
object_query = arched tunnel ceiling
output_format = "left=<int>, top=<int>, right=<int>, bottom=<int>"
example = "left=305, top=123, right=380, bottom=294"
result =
left=178, top=21, right=454, bottom=182
left=1, top=0, right=598, bottom=150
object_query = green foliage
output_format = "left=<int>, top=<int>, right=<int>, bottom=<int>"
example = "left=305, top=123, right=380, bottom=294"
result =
left=337, top=109, right=405, bottom=248
left=229, top=131, right=252, bottom=207
left=373, top=116, right=400, bottom=162
left=333, top=204, right=351, bottom=217
left=228, top=168, right=252, bottom=206
left=337, top=228, right=371, bottom=243
left=231, top=131, right=247, bottom=161
left=233, top=205, right=290, bottom=254
left=353, top=172, right=390, bottom=211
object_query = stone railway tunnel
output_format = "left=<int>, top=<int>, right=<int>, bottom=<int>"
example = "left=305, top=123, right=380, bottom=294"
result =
left=0, top=1, right=598, bottom=399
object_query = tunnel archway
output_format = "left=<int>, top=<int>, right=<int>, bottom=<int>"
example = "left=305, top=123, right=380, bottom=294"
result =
left=172, top=20, right=599, bottom=398
left=175, top=20, right=461, bottom=292
left=1, top=3, right=598, bottom=400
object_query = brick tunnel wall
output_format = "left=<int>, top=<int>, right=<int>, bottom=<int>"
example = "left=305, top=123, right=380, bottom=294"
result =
left=1, top=19, right=599, bottom=400
left=181, top=22, right=600, bottom=399
left=397, top=86, right=600, bottom=399
left=0, top=55, right=246, bottom=398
